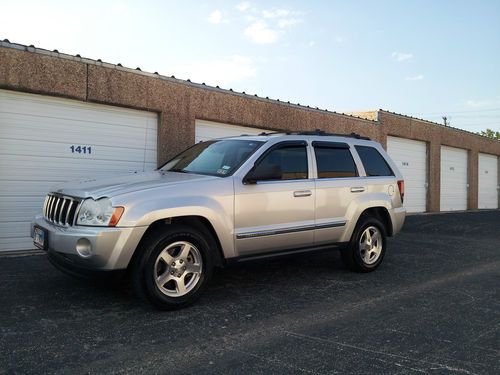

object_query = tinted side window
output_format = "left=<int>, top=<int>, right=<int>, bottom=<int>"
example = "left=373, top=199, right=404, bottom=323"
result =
left=314, top=147, right=358, bottom=178
left=355, top=146, right=394, bottom=177
left=254, top=145, right=308, bottom=180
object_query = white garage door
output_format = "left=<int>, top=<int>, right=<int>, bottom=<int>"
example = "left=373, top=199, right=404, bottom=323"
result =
left=440, top=146, right=468, bottom=211
left=478, top=153, right=498, bottom=209
left=195, top=119, right=269, bottom=143
left=387, top=136, right=428, bottom=212
left=0, top=89, right=158, bottom=252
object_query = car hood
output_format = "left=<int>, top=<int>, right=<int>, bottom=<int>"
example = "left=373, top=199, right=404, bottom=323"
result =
left=50, top=171, right=217, bottom=199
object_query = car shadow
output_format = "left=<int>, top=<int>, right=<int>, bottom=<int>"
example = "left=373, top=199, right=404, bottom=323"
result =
left=31, top=250, right=356, bottom=312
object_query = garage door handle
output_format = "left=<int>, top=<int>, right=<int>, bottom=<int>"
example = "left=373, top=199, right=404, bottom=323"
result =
left=293, top=190, right=312, bottom=197
left=350, top=187, right=365, bottom=193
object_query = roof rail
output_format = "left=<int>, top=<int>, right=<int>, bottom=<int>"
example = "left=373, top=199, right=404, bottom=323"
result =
left=257, top=131, right=286, bottom=136
left=258, top=129, right=371, bottom=141
left=292, top=130, right=370, bottom=139
left=258, top=129, right=370, bottom=140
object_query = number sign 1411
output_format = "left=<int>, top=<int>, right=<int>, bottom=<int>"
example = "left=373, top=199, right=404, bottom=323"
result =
left=70, top=145, right=92, bottom=154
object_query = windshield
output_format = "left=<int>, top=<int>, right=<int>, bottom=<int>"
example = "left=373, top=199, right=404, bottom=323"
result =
left=160, top=139, right=264, bottom=177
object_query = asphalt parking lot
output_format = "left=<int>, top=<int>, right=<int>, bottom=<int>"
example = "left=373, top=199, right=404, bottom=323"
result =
left=1, top=211, right=499, bottom=374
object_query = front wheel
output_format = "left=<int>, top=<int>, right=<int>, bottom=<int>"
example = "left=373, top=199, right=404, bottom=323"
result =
left=341, top=216, right=387, bottom=272
left=131, top=225, right=214, bottom=310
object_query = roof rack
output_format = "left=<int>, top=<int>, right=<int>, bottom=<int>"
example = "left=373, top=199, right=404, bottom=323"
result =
left=258, top=129, right=370, bottom=140
left=257, top=131, right=286, bottom=136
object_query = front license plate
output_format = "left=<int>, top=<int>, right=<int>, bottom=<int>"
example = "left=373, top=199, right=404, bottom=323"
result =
left=33, top=226, right=47, bottom=250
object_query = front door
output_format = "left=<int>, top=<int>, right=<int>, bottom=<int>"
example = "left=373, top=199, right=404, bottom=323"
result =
left=234, top=141, right=315, bottom=256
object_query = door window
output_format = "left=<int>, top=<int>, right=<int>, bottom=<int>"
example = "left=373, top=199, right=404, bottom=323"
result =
left=252, top=145, right=308, bottom=181
left=314, top=147, right=358, bottom=178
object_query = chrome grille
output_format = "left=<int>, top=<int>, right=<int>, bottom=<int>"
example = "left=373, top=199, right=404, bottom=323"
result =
left=43, top=194, right=81, bottom=226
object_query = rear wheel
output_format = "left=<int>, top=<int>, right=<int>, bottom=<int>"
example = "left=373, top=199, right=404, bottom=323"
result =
left=341, top=215, right=387, bottom=272
left=131, top=225, right=214, bottom=310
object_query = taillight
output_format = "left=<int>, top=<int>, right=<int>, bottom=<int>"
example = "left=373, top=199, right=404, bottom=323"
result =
left=397, top=180, right=405, bottom=203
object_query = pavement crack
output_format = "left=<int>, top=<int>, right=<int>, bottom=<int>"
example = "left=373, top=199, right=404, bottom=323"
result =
left=284, top=331, right=479, bottom=375
left=229, top=348, right=333, bottom=375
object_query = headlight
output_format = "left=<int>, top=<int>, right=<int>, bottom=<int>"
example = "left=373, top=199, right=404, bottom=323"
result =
left=76, top=198, right=124, bottom=227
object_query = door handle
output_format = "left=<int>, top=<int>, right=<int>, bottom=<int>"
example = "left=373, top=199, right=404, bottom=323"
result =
left=350, top=187, right=365, bottom=193
left=293, top=190, right=312, bottom=197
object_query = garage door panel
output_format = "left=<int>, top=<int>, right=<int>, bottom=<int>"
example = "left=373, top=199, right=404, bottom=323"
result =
left=0, top=197, right=46, bottom=223
left=0, top=89, right=158, bottom=252
left=0, top=206, right=44, bottom=223
left=440, top=146, right=468, bottom=211
left=0, top=117, right=158, bottom=147
left=0, top=110, right=158, bottom=131
left=0, top=139, right=156, bottom=162
left=478, top=153, right=498, bottom=209
left=0, top=222, right=32, bottom=239
left=0, top=181, right=62, bottom=196
left=1, top=168, right=156, bottom=186
left=0, top=119, right=157, bottom=150
left=1, top=165, right=157, bottom=183
left=387, top=137, right=428, bottom=213
left=0, top=237, right=34, bottom=252
left=1, top=94, right=158, bottom=128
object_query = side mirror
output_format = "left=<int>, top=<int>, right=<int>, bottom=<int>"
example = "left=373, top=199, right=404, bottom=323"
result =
left=243, top=164, right=282, bottom=184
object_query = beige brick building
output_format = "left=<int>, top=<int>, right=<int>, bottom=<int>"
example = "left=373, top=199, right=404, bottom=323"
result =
left=0, top=40, right=498, bottom=251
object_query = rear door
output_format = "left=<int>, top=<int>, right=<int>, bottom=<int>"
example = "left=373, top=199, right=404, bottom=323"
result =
left=313, top=141, right=362, bottom=245
left=355, top=144, right=398, bottom=214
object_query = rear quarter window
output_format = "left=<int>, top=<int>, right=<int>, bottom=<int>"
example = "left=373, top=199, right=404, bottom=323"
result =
left=355, top=145, right=394, bottom=177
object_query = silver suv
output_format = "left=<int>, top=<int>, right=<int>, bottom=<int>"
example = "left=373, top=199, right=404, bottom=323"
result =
left=31, top=131, right=406, bottom=309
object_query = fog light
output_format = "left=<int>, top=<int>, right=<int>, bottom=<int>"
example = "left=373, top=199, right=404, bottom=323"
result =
left=76, top=238, right=92, bottom=258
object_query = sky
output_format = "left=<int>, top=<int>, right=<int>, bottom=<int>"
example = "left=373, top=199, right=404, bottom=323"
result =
left=1, top=0, right=499, bottom=133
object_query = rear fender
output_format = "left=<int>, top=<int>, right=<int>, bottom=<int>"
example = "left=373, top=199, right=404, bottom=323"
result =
left=340, top=193, right=392, bottom=242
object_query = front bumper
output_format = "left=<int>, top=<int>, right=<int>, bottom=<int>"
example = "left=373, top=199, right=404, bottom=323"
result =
left=47, top=249, right=126, bottom=280
left=31, top=215, right=148, bottom=271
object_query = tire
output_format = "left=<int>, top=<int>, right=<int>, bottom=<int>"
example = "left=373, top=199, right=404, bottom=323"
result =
left=131, top=224, right=215, bottom=310
left=341, top=215, right=387, bottom=273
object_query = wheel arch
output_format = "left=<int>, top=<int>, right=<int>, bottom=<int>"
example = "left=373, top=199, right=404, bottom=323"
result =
left=128, top=215, right=225, bottom=271
left=358, top=207, right=393, bottom=236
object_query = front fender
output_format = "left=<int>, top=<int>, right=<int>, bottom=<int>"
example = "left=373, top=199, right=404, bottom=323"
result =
left=116, top=194, right=235, bottom=260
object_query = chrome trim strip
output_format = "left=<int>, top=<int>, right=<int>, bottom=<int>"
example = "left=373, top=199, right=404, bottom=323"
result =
left=57, top=198, right=64, bottom=224
left=42, top=196, right=49, bottom=217
left=314, top=222, right=347, bottom=230
left=61, top=198, right=70, bottom=225
left=64, top=199, right=74, bottom=225
left=46, top=196, right=51, bottom=218
left=53, top=197, right=61, bottom=223
left=48, top=196, right=55, bottom=221
left=236, top=221, right=346, bottom=239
